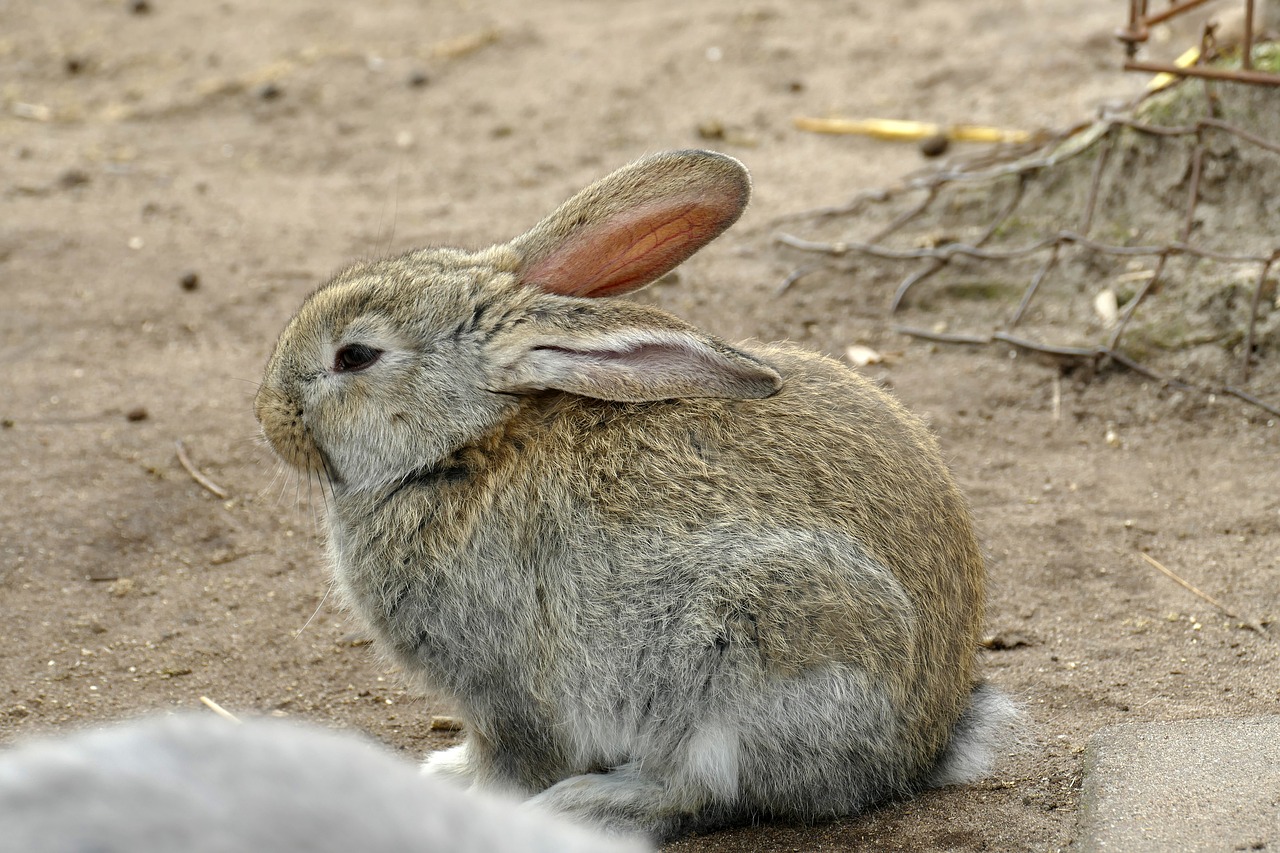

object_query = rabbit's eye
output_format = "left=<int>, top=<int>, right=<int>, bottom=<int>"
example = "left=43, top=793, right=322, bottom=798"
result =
left=333, top=344, right=382, bottom=373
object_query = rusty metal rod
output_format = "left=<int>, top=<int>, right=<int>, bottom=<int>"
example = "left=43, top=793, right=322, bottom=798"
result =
left=1108, top=251, right=1169, bottom=352
left=1143, top=0, right=1219, bottom=28
left=1124, top=60, right=1280, bottom=87
left=1119, top=0, right=1151, bottom=48
left=1181, top=141, right=1204, bottom=244
left=776, top=230, right=1272, bottom=266
left=1242, top=254, right=1277, bottom=382
left=1244, top=0, right=1256, bottom=70
left=1009, top=245, right=1060, bottom=328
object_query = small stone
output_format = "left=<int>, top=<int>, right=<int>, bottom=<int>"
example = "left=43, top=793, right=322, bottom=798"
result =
left=980, top=631, right=1032, bottom=650
left=255, top=82, right=283, bottom=101
left=697, top=119, right=726, bottom=141
left=406, top=69, right=430, bottom=88
left=58, top=169, right=90, bottom=189
left=129, top=0, right=152, bottom=14
left=845, top=344, right=884, bottom=367
left=125, top=406, right=148, bottom=422
left=430, top=715, right=464, bottom=731
left=919, top=133, right=950, bottom=158
left=338, top=632, right=373, bottom=647
left=179, top=271, right=200, bottom=291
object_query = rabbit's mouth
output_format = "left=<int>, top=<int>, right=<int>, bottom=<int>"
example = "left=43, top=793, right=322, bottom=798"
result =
left=254, top=386, right=327, bottom=476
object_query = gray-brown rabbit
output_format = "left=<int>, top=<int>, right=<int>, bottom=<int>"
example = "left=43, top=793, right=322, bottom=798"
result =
left=256, top=149, right=1016, bottom=841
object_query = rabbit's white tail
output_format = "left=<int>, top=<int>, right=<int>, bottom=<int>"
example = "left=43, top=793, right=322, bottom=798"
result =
left=927, top=681, right=1023, bottom=788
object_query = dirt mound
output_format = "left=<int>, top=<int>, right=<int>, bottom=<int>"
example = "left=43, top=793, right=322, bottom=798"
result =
left=777, top=52, right=1280, bottom=417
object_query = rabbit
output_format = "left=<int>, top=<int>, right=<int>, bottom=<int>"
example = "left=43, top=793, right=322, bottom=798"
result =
left=255, top=149, right=1018, bottom=841
left=0, top=714, right=651, bottom=853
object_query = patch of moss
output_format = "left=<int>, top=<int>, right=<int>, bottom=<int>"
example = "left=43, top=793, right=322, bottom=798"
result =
left=992, top=216, right=1032, bottom=240
left=941, top=281, right=1020, bottom=302
left=1136, top=87, right=1189, bottom=126
left=1254, top=43, right=1280, bottom=73
left=1129, top=315, right=1226, bottom=351
left=1134, top=44, right=1280, bottom=125
left=1219, top=42, right=1280, bottom=73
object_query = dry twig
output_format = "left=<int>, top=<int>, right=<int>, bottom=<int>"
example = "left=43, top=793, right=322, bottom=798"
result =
left=1140, top=553, right=1267, bottom=634
left=794, top=116, right=1033, bottom=144
left=175, top=440, right=230, bottom=499
left=199, top=695, right=243, bottom=723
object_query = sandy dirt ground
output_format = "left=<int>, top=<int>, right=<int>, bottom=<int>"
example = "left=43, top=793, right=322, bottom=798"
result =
left=3, top=1, right=1278, bottom=850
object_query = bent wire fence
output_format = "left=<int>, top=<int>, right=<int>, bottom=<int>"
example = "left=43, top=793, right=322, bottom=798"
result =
left=775, top=47, right=1280, bottom=418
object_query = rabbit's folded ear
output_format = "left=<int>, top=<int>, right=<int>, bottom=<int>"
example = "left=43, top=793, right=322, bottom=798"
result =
left=488, top=303, right=781, bottom=403
left=509, top=150, right=750, bottom=299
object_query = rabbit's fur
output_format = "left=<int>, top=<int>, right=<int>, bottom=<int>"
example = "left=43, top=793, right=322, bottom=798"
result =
left=256, top=150, right=1017, bottom=840
left=0, top=715, right=650, bottom=853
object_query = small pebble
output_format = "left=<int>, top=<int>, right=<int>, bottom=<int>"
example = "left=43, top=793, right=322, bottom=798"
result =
left=406, top=69, right=430, bottom=88
left=430, top=715, right=464, bottom=731
left=697, top=119, right=726, bottom=141
left=129, top=0, right=151, bottom=14
left=919, top=133, right=950, bottom=158
left=64, top=56, right=85, bottom=75
left=58, top=169, right=91, bottom=189
left=179, top=271, right=200, bottom=291
left=126, top=407, right=148, bottom=422
left=256, top=82, right=283, bottom=101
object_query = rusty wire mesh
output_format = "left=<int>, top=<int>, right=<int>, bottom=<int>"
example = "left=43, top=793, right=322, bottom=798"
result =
left=774, top=65, right=1280, bottom=419
left=1119, top=0, right=1280, bottom=86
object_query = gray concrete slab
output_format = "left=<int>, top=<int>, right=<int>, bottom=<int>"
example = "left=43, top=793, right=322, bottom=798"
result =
left=1077, top=716, right=1280, bottom=852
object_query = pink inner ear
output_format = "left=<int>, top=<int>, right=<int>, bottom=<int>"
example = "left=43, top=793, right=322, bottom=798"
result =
left=522, top=197, right=738, bottom=298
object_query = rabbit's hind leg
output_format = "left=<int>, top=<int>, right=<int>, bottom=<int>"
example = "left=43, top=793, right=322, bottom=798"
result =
left=734, top=665, right=914, bottom=821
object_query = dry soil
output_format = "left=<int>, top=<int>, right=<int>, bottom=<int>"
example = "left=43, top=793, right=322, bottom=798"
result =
left=3, top=2, right=1278, bottom=851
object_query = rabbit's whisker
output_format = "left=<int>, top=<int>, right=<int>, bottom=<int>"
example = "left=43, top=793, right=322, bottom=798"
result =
left=294, top=579, right=334, bottom=639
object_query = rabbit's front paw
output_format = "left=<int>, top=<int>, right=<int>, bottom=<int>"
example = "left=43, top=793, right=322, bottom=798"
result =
left=420, top=741, right=478, bottom=786
left=529, top=764, right=698, bottom=841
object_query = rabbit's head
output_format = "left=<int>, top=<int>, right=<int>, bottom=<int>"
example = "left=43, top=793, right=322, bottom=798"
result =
left=256, top=150, right=781, bottom=493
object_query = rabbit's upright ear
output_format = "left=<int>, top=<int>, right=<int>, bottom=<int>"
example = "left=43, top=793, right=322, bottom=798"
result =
left=509, top=150, right=750, bottom=298
left=487, top=302, right=781, bottom=403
